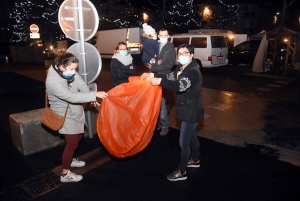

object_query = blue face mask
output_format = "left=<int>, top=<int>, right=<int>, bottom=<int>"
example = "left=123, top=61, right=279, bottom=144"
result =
left=63, top=69, right=76, bottom=77
left=119, top=50, right=128, bottom=56
left=160, top=38, right=168, bottom=44
left=177, top=56, right=190, bottom=65
left=62, top=69, right=76, bottom=81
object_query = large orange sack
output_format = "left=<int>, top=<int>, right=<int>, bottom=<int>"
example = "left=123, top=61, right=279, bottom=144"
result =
left=97, top=76, right=162, bottom=158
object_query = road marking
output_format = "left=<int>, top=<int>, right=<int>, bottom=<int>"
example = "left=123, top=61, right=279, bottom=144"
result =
left=229, top=96, right=249, bottom=103
left=266, top=84, right=282, bottom=88
left=275, top=80, right=290, bottom=84
left=207, top=103, right=232, bottom=110
left=52, top=147, right=110, bottom=176
left=256, top=87, right=273, bottom=92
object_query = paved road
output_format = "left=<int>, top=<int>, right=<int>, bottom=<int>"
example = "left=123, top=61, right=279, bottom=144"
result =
left=0, top=61, right=300, bottom=201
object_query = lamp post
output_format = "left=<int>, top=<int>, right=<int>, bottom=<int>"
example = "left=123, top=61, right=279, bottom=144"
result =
left=143, top=13, right=149, bottom=23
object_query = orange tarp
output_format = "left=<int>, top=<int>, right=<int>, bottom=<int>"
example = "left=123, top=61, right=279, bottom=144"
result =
left=97, top=76, right=162, bottom=158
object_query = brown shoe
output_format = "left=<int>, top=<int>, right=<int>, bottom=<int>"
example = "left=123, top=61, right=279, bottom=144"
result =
left=166, top=169, right=187, bottom=181
left=187, top=158, right=200, bottom=168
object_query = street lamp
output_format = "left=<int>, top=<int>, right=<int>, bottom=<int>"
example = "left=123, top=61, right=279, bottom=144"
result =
left=273, top=12, right=279, bottom=24
left=203, top=7, right=211, bottom=19
left=143, top=13, right=149, bottom=23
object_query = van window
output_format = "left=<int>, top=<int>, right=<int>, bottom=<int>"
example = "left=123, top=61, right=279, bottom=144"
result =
left=191, top=37, right=207, bottom=48
left=173, top=37, right=190, bottom=47
left=211, top=36, right=227, bottom=48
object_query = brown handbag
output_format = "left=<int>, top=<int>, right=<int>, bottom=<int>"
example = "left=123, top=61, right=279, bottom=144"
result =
left=41, top=91, right=69, bottom=131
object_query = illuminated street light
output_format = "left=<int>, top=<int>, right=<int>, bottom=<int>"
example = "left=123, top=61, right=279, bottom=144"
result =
left=143, top=13, right=149, bottom=23
left=203, top=7, right=211, bottom=19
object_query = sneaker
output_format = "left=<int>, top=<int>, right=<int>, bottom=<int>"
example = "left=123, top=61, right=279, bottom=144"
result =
left=70, top=158, right=85, bottom=168
left=166, top=169, right=187, bottom=181
left=160, top=127, right=169, bottom=136
left=60, top=171, right=83, bottom=183
left=187, top=158, right=200, bottom=168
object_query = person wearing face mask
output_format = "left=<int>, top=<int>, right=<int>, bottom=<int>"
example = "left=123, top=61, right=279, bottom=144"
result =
left=141, top=44, right=204, bottom=181
left=141, top=23, right=159, bottom=67
left=146, top=29, right=176, bottom=136
left=110, top=42, right=137, bottom=87
left=46, top=52, right=108, bottom=183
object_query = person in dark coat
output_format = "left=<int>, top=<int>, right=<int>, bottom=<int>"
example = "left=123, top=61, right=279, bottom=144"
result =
left=146, top=29, right=176, bottom=136
left=141, top=23, right=159, bottom=66
left=142, top=44, right=204, bottom=181
left=110, top=42, right=137, bottom=87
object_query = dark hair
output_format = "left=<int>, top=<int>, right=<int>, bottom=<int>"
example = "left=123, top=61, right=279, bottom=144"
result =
left=177, top=44, right=194, bottom=54
left=114, top=42, right=128, bottom=54
left=54, top=52, right=78, bottom=68
left=159, top=29, right=169, bottom=35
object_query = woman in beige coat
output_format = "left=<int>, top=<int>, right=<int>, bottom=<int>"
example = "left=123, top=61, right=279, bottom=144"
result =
left=46, top=52, right=107, bottom=183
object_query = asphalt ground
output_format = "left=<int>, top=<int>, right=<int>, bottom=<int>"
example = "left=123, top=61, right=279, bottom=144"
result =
left=0, top=62, right=300, bottom=200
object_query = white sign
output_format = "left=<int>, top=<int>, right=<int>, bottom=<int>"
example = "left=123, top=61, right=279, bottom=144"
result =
left=58, top=0, right=99, bottom=41
left=30, top=33, right=40, bottom=39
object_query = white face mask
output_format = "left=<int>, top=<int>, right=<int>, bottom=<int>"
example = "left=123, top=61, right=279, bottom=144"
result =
left=160, top=38, right=168, bottom=44
left=177, top=56, right=190, bottom=65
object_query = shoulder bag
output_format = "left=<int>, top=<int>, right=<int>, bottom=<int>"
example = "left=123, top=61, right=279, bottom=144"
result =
left=41, top=91, right=69, bottom=131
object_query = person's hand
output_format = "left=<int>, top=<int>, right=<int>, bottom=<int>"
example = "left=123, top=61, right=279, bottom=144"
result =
left=96, top=91, right=108, bottom=99
left=146, top=63, right=152, bottom=69
left=141, top=73, right=150, bottom=78
left=149, top=77, right=161, bottom=85
left=158, top=60, right=162, bottom=65
left=130, top=65, right=133, bottom=69
left=141, top=73, right=154, bottom=78
left=91, top=101, right=100, bottom=107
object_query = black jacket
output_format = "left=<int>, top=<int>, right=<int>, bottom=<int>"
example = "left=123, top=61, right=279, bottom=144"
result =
left=110, top=58, right=137, bottom=87
left=157, top=59, right=204, bottom=122
left=151, top=42, right=176, bottom=75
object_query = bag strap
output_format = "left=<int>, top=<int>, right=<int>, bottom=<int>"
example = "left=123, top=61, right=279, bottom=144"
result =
left=45, top=85, right=70, bottom=117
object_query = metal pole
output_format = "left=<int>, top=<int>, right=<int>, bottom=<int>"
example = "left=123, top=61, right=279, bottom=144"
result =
left=77, top=0, right=93, bottom=138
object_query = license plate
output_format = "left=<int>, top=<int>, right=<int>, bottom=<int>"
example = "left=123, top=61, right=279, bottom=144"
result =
left=217, top=56, right=223, bottom=60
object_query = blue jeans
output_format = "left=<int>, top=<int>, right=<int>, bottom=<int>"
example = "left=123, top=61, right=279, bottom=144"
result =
left=178, top=121, right=200, bottom=172
left=159, top=97, right=168, bottom=128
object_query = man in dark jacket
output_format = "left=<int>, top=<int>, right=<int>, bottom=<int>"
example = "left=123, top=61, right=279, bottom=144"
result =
left=147, top=29, right=176, bottom=136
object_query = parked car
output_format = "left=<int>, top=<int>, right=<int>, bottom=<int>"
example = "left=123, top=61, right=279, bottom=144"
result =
left=0, top=42, right=11, bottom=63
left=228, top=40, right=291, bottom=66
left=228, top=40, right=261, bottom=65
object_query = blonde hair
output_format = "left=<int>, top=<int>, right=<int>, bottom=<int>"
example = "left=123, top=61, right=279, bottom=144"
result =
left=143, top=32, right=155, bottom=39
left=113, top=42, right=128, bottom=54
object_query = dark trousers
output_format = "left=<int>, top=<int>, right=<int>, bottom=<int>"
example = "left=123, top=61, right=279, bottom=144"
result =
left=62, top=133, right=83, bottom=169
left=179, top=121, right=200, bottom=172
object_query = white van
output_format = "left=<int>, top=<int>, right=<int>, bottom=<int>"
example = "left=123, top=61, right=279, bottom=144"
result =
left=169, top=34, right=228, bottom=68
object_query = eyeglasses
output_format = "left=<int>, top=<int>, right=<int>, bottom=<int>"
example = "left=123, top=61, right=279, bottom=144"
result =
left=177, top=51, right=190, bottom=56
